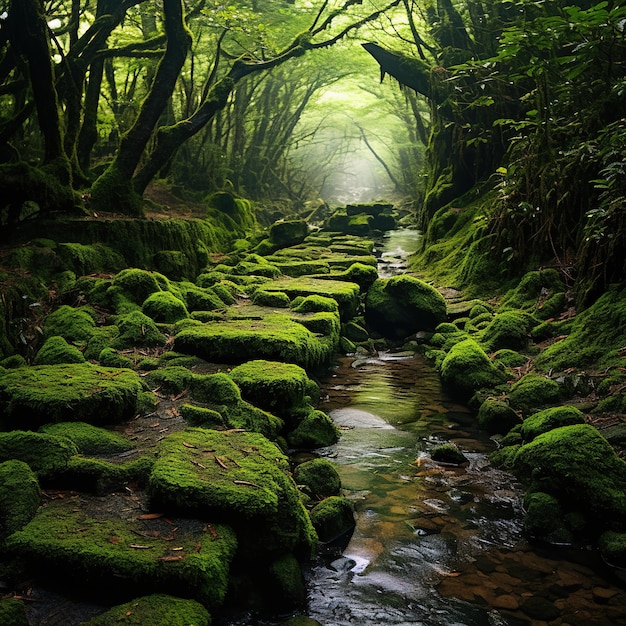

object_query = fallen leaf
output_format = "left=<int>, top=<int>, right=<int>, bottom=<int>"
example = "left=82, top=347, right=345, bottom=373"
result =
left=129, top=544, right=153, bottom=549
left=137, top=513, right=163, bottom=520
left=182, top=441, right=197, bottom=449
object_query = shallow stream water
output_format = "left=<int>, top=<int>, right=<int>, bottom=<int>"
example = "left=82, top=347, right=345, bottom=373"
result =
left=219, top=230, right=626, bottom=626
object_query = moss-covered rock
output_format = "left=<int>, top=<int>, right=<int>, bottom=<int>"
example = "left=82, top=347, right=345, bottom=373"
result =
left=492, top=349, right=528, bottom=369
left=269, top=219, right=309, bottom=248
left=0, top=363, right=143, bottom=429
left=142, top=291, right=189, bottom=323
left=98, top=347, right=134, bottom=369
left=43, top=305, right=96, bottom=342
left=34, top=335, right=86, bottom=365
left=365, top=276, right=447, bottom=339
left=252, top=290, right=291, bottom=308
left=83, top=593, right=211, bottom=626
left=111, top=268, right=164, bottom=304
left=430, top=443, right=468, bottom=465
left=148, top=429, right=316, bottom=559
left=39, top=422, right=134, bottom=455
left=145, top=366, right=194, bottom=396
left=6, top=496, right=237, bottom=607
left=440, top=339, right=508, bottom=399
left=287, top=409, right=340, bottom=449
left=523, top=491, right=572, bottom=544
left=179, top=282, right=226, bottom=312
left=293, top=458, right=341, bottom=499
left=599, top=531, right=626, bottom=568
left=508, top=373, right=561, bottom=416
left=476, top=399, right=521, bottom=435
left=290, top=295, right=339, bottom=314
left=0, top=431, right=78, bottom=479
left=267, top=553, right=306, bottom=609
left=512, top=424, right=626, bottom=532
left=229, top=360, right=318, bottom=418
left=309, top=496, right=355, bottom=544
left=500, top=269, right=565, bottom=318
left=112, top=311, right=167, bottom=349
left=520, top=406, right=585, bottom=442
left=179, top=403, right=226, bottom=428
left=480, top=310, right=534, bottom=352
left=0, top=459, right=40, bottom=545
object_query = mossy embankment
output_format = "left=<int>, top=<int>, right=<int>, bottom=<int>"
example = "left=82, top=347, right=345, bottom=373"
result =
left=1, top=200, right=425, bottom=624
left=410, top=187, right=626, bottom=570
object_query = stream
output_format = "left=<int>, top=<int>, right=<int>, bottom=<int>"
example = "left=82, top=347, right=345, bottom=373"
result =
left=219, top=230, right=626, bottom=626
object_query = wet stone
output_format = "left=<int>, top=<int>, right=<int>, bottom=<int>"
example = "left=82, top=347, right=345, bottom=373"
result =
left=592, top=586, right=620, bottom=601
left=493, top=594, right=520, bottom=610
left=520, top=595, right=561, bottom=621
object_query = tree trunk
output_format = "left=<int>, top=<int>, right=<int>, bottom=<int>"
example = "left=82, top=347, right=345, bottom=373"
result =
left=90, top=0, right=192, bottom=215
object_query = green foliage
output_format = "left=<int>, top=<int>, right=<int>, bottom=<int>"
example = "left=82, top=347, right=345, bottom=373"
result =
left=0, top=598, right=29, bottom=626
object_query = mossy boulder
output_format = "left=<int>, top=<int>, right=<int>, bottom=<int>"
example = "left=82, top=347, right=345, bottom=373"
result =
left=508, top=374, right=561, bottom=416
left=252, top=290, right=291, bottom=308
left=492, top=349, right=528, bottom=369
left=364, top=276, right=447, bottom=339
left=148, top=429, right=316, bottom=559
left=0, top=363, right=143, bottom=429
left=6, top=496, right=237, bottom=607
left=520, top=406, right=585, bottom=442
left=599, top=531, right=626, bottom=568
left=98, top=347, right=134, bottom=368
left=153, top=249, right=193, bottom=281
left=320, top=262, right=378, bottom=291
left=500, top=269, right=565, bottom=317
left=229, top=360, right=318, bottom=418
left=112, top=311, right=167, bottom=349
left=523, top=491, right=572, bottom=544
left=83, top=593, right=211, bottom=626
left=480, top=310, right=534, bottom=352
left=290, top=294, right=339, bottom=314
left=266, top=553, right=306, bottom=609
left=309, top=496, right=355, bottom=544
left=342, top=321, right=369, bottom=343
left=142, top=291, right=189, bottom=323
left=145, top=366, right=194, bottom=395
left=43, top=305, right=96, bottom=342
left=0, top=459, right=40, bottom=544
left=179, top=404, right=226, bottom=428
left=34, top=335, right=86, bottom=365
left=293, top=458, right=341, bottom=499
left=179, top=282, right=226, bottom=312
left=0, top=431, right=78, bottom=479
left=476, top=399, right=521, bottom=435
left=39, top=422, right=134, bottom=455
left=111, top=268, right=164, bottom=304
left=174, top=313, right=336, bottom=370
left=287, top=409, right=340, bottom=449
left=269, top=219, right=309, bottom=247
left=440, top=339, right=508, bottom=399
left=431, top=443, right=468, bottom=465
left=512, top=424, right=626, bottom=532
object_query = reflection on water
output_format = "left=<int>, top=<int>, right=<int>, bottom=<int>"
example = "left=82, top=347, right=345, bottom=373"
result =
left=305, top=353, right=526, bottom=626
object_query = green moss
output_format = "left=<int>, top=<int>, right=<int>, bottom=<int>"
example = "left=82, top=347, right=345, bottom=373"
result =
left=98, top=347, right=134, bottom=369
left=492, top=349, right=528, bottom=369
left=7, top=496, right=237, bottom=607
left=309, top=496, right=355, bottom=544
left=523, top=491, right=572, bottom=544
left=293, top=459, right=341, bottom=499
left=0, top=363, right=143, bottom=429
left=431, top=443, right=468, bottom=465
left=365, top=276, right=447, bottom=339
left=174, top=313, right=335, bottom=370
left=269, top=220, right=309, bottom=247
left=43, top=305, right=96, bottom=342
left=480, top=310, right=535, bottom=352
left=476, top=399, right=521, bottom=435
left=40, top=422, right=133, bottom=455
left=210, top=281, right=237, bottom=305
left=0, top=431, right=78, bottom=479
left=179, top=282, right=226, bottom=312
left=520, top=406, right=585, bottom=442
left=57, top=242, right=125, bottom=276
left=317, top=262, right=378, bottom=291
left=512, top=424, right=626, bottom=532
left=440, top=339, right=508, bottom=399
left=112, top=268, right=163, bottom=304
left=508, top=374, right=561, bottom=416
left=142, top=291, right=189, bottom=324
left=0, top=459, right=40, bottom=544
left=269, top=259, right=331, bottom=277
left=290, top=295, right=339, bottom=315
left=489, top=444, right=521, bottom=471
left=267, top=553, right=306, bottom=609
left=84, top=326, right=120, bottom=361
left=261, top=276, right=360, bottom=320
left=534, top=285, right=626, bottom=372
left=599, top=531, right=626, bottom=568
left=148, top=429, right=316, bottom=559
left=0, top=598, right=29, bottom=626
left=0, top=354, right=27, bottom=368
left=190, top=372, right=241, bottom=405
left=83, top=593, right=211, bottom=626
left=252, top=290, right=291, bottom=308
left=34, top=335, right=86, bottom=365
left=287, top=409, right=339, bottom=449
left=145, top=366, right=194, bottom=395
left=229, top=360, right=316, bottom=418
left=180, top=404, right=226, bottom=428
left=153, top=250, right=193, bottom=281
left=500, top=269, right=565, bottom=317
left=112, top=311, right=167, bottom=349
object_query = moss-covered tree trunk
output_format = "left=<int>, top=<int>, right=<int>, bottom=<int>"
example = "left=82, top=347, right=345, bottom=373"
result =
left=90, top=0, right=192, bottom=216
